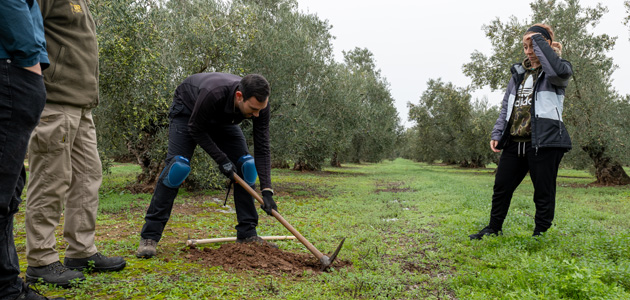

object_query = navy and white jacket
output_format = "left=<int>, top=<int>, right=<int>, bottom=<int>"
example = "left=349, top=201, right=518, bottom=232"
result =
left=492, top=34, right=573, bottom=151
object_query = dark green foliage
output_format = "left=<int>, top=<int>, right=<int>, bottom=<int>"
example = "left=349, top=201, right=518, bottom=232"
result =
left=91, top=0, right=400, bottom=189
left=407, top=79, right=499, bottom=167
left=338, top=48, right=401, bottom=164
left=92, top=0, right=172, bottom=185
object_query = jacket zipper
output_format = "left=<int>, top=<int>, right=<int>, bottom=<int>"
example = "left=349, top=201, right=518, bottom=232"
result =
left=533, top=75, right=540, bottom=156
left=555, top=107, right=562, bottom=137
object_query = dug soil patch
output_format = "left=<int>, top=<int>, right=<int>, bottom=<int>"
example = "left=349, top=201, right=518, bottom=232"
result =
left=182, top=243, right=351, bottom=276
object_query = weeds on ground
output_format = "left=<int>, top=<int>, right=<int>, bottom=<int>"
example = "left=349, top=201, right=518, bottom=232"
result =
left=12, top=159, right=630, bottom=299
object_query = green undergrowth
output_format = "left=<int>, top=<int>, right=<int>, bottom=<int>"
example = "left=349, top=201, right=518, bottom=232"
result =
left=12, top=159, right=630, bottom=299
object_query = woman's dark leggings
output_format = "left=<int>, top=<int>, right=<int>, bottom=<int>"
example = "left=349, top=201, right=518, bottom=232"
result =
left=488, top=140, right=564, bottom=233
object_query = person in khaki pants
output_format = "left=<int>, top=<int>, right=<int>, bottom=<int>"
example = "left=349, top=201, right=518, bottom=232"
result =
left=24, top=0, right=126, bottom=288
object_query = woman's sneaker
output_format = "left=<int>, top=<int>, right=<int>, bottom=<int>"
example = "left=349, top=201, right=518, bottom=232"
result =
left=469, top=226, right=502, bottom=240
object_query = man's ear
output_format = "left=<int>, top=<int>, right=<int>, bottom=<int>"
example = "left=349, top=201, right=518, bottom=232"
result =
left=235, top=91, right=243, bottom=102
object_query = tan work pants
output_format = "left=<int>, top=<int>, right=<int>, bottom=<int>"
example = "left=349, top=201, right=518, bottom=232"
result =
left=26, top=103, right=101, bottom=266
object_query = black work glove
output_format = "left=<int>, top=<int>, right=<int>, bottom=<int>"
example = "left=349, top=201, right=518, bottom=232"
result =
left=218, top=159, right=237, bottom=180
left=261, top=190, right=277, bottom=216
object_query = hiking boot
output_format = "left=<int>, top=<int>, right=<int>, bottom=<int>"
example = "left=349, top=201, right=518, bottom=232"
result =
left=15, top=282, right=65, bottom=300
left=64, top=252, right=126, bottom=272
left=25, top=261, right=85, bottom=288
left=469, top=226, right=501, bottom=240
left=136, top=239, right=158, bottom=258
left=236, top=236, right=279, bottom=248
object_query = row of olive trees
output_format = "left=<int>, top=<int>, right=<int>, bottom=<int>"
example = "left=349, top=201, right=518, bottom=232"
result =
left=402, top=79, right=499, bottom=168
left=405, top=0, right=630, bottom=185
left=91, top=0, right=400, bottom=189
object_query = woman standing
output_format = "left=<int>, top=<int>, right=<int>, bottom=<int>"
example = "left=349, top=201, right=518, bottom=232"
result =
left=469, top=24, right=573, bottom=240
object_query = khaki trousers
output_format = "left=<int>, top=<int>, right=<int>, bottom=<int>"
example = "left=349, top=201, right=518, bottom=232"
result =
left=26, top=103, right=101, bottom=266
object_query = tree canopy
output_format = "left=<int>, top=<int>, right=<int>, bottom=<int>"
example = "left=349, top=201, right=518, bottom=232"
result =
left=91, top=0, right=400, bottom=190
left=406, top=79, right=498, bottom=167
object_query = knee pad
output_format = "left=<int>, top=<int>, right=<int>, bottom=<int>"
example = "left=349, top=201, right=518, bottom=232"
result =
left=162, top=155, right=191, bottom=188
left=237, top=154, right=257, bottom=186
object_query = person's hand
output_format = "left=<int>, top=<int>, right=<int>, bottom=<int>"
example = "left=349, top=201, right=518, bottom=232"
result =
left=490, top=140, right=500, bottom=153
left=261, top=190, right=277, bottom=216
left=218, top=159, right=237, bottom=180
left=23, top=63, right=42, bottom=75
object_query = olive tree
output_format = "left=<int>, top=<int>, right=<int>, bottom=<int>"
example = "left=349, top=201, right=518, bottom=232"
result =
left=92, top=0, right=172, bottom=186
left=233, top=0, right=338, bottom=170
left=94, top=0, right=400, bottom=191
left=339, top=48, right=400, bottom=164
left=93, top=0, right=252, bottom=189
left=407, top=79, right=498, bottom=167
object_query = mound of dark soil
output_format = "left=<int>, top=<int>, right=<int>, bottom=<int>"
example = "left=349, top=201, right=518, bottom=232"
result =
left=181, top=243, right=350, bottom=275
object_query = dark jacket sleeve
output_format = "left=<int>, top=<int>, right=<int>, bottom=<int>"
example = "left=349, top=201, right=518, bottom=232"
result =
left=0, top=0, right=47, bottom=67
left=188, top=89, right=229, bottom=164
left=532, top=34, right=573, bottom=87
left=253, top=105, right=271, bottom=189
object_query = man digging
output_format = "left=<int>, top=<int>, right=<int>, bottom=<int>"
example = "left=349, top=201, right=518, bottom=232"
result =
left=137, top=73, right=277, bottom=258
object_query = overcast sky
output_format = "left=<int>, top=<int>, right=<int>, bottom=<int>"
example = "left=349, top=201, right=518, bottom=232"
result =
left=295, top=0, right=630, bottom=128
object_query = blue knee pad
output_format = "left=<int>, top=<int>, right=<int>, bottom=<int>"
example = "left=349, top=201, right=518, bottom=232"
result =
left=162, top=156, right=191, bottom=188
left=237, top=154, right=257, bottom=186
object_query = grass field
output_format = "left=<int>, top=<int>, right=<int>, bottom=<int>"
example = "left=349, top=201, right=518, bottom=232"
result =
left=13, top=159, right=630, bottom=299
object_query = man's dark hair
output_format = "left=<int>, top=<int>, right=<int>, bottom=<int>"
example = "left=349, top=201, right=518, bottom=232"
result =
left=239, top=74, right=270, bottom=103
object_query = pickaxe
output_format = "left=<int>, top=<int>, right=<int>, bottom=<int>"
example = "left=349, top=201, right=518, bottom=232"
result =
left=233, top=173, right=345, bottom=271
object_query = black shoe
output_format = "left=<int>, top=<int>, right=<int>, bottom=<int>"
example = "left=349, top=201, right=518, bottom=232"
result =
left=469, top=226, right=501, bottom=240
left=236, top=236, right=279, bottom=248
left=64, top=252, right=126, bottom=272
left=15, top=282, right=65, bottom=300
left=25, top=261, right=85, bottom=288
left=532, top=231, right=546, bottom=237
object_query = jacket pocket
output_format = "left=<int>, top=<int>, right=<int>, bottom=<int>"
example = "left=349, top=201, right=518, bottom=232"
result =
left=47, top=45, right=66, bottom=83
left=168, top=101, right=185, bottom=120
left=536, top=117, right=570, bottom=148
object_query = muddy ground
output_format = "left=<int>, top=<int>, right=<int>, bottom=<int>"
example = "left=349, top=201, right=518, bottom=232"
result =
left=181, top=242, right=351, bottom=276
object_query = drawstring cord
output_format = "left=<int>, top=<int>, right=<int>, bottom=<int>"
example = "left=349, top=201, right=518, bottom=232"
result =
left=517, top=142, right=527, bottom=157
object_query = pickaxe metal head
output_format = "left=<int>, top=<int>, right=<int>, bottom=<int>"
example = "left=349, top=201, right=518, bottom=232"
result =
left=319, top=238, right=346, bottom=271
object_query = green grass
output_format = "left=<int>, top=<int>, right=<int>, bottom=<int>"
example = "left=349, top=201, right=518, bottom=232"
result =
left=13, top=159, right=630, bottom=299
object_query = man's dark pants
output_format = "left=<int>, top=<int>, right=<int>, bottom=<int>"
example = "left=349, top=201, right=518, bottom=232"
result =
left=488, top=140, right=565, bottom=233
left=140, top=109, right=259, bottom=242
left=0, top=60, right=46, bottom=299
